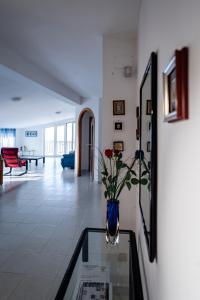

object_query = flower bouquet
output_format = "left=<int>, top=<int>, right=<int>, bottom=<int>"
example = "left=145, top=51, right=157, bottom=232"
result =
left=99, top=149, right=148, bottom=244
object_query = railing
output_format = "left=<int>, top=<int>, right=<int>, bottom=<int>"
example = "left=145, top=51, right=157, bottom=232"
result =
left=56, top=141, right=65, bottom=155
left=45, top=141, right=75, bottom=156
left=45, top=141, right=54, bottom=156
left=66, top=141, right=75, bottom=154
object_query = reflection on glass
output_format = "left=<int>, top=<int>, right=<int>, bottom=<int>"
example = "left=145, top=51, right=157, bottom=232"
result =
left=141, top=66, right=152, bottom=233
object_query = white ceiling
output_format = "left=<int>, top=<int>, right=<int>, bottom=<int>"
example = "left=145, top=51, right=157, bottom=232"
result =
left=0, top=0, right=140, bottom=99
left=0, top=65, right=75, bottom=128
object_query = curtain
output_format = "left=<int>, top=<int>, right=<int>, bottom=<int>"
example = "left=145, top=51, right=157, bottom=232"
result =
left=0, top=128, right=16, bottom=148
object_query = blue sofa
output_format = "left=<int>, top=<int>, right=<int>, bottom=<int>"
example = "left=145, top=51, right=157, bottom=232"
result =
left=61, top=152, right=75, bottom=169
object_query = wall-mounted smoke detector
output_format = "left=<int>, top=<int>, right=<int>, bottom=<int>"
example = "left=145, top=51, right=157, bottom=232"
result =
left=55, top=111, right=62, bottom=114
left=11, top=97, right=22, bottom=102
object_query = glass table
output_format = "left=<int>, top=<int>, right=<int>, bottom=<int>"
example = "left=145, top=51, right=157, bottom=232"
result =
left=55, top=228, right=143, bottom=300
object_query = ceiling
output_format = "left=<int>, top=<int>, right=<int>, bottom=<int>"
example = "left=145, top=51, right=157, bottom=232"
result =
left=0, top=65, right=75, bottom=128
left=0, top=0, right=140, bottom=100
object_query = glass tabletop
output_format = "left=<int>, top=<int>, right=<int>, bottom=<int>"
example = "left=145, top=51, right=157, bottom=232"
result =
left=55, top=228, right=143, bottom=300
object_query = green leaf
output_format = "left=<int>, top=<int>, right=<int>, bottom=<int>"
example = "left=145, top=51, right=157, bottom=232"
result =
left=126, top=182, right=131, bottom=190
left=118, top=153, right=122, bottom=160
left=108, top=175, right=112, bottom=182
left=102, top=177, right=107, bottom=184
left=140, top=178, right=148, bottom=185
left=112, top=175, right=118, bottom=182
left=104, top=191, right=108, bottom=198
left=101, top=170, right=108, bottom=176
left=116, top=161, right=123, bottom=169
left=131, top=178, right=139, bottom=185
left=130, top=170, right=136, bottom=176
left=141, top=170, right=148, bottom=176
left=147, top=183, right=151, bottom=191
left=126, top=172, right=131, bottom=180
left=121, top=163, right=127, bottom=168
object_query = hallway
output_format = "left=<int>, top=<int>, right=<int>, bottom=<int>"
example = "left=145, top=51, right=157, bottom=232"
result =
left=0, top=158, right=102, bottom=299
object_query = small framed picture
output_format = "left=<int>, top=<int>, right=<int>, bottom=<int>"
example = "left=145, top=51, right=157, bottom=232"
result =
left=163, top=47, right=188, bottom=122
left=147, top=141, right=151, bottom=152
left=113, top=141, right=124, bottom=152
left=146, top=100, right=152, bottom=115
left=114, top=122, right=123, bottom=131
left=25, top=131, right=37, bottom=137
left=113, top=100, right=125, bottom=115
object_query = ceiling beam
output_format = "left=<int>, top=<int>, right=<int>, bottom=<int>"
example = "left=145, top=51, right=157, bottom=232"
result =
left=0, top=42, right=82, bottom=105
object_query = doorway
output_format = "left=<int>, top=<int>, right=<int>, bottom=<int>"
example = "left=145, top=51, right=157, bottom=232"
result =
left=77, top=108, right=95, bottom=179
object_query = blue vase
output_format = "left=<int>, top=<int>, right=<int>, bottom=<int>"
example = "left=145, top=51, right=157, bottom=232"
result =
left=106, top=199, right=119, bottom=244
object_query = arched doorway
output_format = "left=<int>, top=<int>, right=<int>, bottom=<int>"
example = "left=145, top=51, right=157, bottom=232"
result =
left=77, top=108, right=95, bottom=179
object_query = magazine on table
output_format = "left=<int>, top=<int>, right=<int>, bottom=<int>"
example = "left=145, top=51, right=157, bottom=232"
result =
left=72, top=264, right=112, bottom=300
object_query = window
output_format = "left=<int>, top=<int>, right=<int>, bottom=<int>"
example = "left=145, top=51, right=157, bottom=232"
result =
left=56, top=125, right=65, bottom=155
left=44, top=122, right=76, bottom=156
left=66, top=122, right=76, bottom=153
left=44, top=127, right=54, bottom=156
left=0, top=128, right=16, bottom=148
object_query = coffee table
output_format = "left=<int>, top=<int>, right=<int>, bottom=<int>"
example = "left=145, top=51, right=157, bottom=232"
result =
left=55, top=228, right=143, bottom=300
left=20, top=155, right=45, bottom=166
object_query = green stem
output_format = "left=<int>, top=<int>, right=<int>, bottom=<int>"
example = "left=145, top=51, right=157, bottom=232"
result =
left=115, top=158, right=136, bottom=199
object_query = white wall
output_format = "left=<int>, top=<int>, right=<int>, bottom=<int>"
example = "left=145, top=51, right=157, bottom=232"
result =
left=75, top=98, right=100, bottom=181
left=16, top=127, right=44, bottom=155
left=137, top=1, right=200, bottom=299
left=102, top=36, right=138, bottom=230
left=16, top=118, right=75, bottom=156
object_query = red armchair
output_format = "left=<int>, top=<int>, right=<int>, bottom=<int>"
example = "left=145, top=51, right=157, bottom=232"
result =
left=1, top=147, right=28, bottom=176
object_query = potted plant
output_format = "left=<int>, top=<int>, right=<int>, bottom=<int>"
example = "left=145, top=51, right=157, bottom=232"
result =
left=99, top=149, right=148, bottom=244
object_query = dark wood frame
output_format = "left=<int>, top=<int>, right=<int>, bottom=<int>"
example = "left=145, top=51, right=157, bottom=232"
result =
left=113, top=141, right=124, bottom=152
left=163, top=47, right=188, bottom=122
left=113, top=100, right=125, bottom=115
left=77, top=108, right=95, bottom=177
left=114, top=122, right=123, bottom=131
left=139, top=52, right=157, bottom=262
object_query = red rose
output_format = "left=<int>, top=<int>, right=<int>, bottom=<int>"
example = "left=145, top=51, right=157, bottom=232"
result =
left=105, top=149, right=113, bottom=158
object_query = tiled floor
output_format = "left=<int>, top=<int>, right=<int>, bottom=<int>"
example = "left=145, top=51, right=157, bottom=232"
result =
left=0, top=158, right=103, bottom=299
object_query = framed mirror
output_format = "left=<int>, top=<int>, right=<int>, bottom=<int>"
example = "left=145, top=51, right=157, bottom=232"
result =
left=139, top=52, right=157, bottom=262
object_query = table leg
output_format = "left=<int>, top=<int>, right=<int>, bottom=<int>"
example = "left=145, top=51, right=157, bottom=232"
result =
left=82, top=231, right=88, bottom=262
left=43, top=157, right=45, bottom=164
left=36, top=160, right=38, bottom=166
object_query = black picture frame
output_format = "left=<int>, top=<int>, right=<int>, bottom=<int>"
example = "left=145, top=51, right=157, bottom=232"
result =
left=114, top=122, right=123, bottom=131
left=113, top=141, right=124, bottom=152
left=139, top=52, right=157, bottom=262
left=113, top=100, right=125, bottom=115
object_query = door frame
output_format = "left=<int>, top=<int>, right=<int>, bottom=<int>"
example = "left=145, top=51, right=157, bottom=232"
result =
left=77, top=108, right=95, bottom=177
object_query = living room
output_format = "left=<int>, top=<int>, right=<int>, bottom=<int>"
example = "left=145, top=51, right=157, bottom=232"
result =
left=0, top=64, right=77, bottom=180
